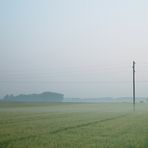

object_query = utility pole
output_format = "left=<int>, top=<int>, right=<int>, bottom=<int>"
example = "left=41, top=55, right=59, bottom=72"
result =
left=132, top=61, right=136, bottom=112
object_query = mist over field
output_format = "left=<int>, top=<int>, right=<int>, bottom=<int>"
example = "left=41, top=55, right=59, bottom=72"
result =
left=0, top=102, right=148, bottom=148
left=0, top=0, right=148, bottom=148
left=1, top=1, right=148, bottom=147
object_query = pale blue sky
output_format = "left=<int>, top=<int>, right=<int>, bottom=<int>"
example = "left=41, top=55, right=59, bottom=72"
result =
left=0, top=0, right=148, bottom=98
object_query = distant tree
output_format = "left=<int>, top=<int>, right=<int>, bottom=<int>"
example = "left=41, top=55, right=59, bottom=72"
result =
left=3, top=92, right=64, bottom=102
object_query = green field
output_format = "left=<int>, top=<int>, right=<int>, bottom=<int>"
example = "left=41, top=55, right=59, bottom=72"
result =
left=0, top=102, right=148, bottom=148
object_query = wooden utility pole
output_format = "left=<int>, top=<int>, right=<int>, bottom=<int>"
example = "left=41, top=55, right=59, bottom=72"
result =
left=133, top=61, right=136, bottom=112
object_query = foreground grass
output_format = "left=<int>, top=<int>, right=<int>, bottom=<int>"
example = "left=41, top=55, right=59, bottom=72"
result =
left=0, top=102, right=148, bottom=148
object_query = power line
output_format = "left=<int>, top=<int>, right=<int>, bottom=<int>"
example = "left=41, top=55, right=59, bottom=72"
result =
left=0, top=80, right=147, bottom=84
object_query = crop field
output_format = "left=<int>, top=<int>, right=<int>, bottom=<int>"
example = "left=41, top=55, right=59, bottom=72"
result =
left=0, top=102, right=148, bottom=148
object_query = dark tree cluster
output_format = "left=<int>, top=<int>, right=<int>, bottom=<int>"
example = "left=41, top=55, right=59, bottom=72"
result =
left=4, top=92, right=64, bottom=102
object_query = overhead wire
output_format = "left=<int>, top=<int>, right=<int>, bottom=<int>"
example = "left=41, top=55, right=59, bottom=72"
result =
left=0, top=65, right=148, bottom=84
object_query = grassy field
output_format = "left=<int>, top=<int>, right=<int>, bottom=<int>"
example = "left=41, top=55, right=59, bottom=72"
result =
left=0, top=102, right=148, bottom=148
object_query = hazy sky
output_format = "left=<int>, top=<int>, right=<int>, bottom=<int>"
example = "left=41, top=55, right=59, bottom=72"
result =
left=1, top=0, right=148, bottom=98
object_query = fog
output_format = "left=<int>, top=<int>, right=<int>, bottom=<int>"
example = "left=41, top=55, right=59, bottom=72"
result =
left=1, top=0, right=148, bottom=98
